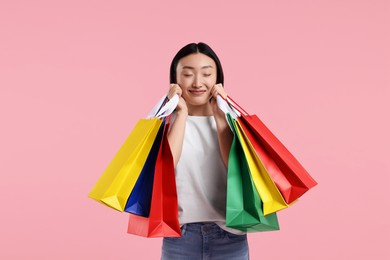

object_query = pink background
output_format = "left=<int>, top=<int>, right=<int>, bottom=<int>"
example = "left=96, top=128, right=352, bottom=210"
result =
left=1, top=0, right=389, bottom=259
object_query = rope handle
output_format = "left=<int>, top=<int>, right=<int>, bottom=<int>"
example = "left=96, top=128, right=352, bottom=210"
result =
left=226, top=96, right=249, bottom=116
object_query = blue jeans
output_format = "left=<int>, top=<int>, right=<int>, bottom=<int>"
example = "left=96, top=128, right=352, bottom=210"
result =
left=161, top=222, right=249, bottom=260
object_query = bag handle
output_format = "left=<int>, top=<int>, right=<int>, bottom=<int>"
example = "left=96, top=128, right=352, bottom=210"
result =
left=226, top=96, right=249, bottom=116
left=155, top=94, right=179, bottom=118
left=148, top=94, right=244, bottom=119
left=216, top=95, right=241, bottom=118
left=147, top=95, right=167, bottom=118
left=146, top=94, right=179, bottom=119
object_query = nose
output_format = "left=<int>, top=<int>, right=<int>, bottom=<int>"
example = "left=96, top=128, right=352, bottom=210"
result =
left=192, top=75, right=202, bottom=88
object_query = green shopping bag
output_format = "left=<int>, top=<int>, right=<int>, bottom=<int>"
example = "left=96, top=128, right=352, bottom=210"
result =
left=226, top=113, right=280, bottom=232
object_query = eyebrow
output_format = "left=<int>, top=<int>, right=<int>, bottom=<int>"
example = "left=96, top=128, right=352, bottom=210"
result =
left=182, top=65, right=213, bottom=70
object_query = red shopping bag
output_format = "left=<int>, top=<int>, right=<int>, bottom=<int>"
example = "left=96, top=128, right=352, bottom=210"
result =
left=228, top=96, right=317, bottom=204
left=127, top=121, right=181, bottom=238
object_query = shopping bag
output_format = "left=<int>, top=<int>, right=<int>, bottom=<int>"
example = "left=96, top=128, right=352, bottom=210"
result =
left=127, top=121, right=181, bottom=237
left=217, top=96, right=289, bottom=214
left=227, top=96, right=318, bottom=203
left=235, top=119, right=289, bottom=215
left=88, top=95, right=180, bottom=212
left=88, top=118, right=162, bottom=211
left=237, top=118, right=296, bottom=204
left=124, top=120, right=165, bottom=216
left=226, top=113, right=280, bottom=232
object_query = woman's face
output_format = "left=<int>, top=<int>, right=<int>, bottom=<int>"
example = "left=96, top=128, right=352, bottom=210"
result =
left=176, top=53, right=217, bottom=108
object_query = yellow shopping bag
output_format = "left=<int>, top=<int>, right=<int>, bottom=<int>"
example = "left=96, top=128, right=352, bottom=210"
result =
left=88, top=118, right=162, bottom=212
left=235, top=120, right=289, bottom=215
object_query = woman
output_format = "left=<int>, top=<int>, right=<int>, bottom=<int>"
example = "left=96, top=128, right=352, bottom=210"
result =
left=161, top=42, right=249, bottom=260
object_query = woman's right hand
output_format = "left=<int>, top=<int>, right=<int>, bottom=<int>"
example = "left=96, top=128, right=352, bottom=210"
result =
left=168, top=84, right=188, bottom=115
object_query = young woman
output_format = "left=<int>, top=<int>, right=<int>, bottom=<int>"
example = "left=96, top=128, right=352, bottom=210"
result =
left=161, top=42, right=249, bottom=260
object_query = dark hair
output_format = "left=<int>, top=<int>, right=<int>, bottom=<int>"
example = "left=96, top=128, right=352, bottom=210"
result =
left=169, top=42, right=224, bottom=85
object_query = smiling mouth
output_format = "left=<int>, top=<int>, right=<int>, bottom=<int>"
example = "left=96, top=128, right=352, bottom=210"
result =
left=189, top=89, right=206, bottom=95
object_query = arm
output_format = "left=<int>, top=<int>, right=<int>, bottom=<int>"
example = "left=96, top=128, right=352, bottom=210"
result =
left=210, top=84, right=233, bottom=168
left=167, top=110, right=187, bottom=168
left=166, top=84, right=188, bottom=168
left=214, top=109, right=233, bottom=168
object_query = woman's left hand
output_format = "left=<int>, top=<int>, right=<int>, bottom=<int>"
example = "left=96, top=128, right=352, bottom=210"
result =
left=209, top=83, right=227, bottom=117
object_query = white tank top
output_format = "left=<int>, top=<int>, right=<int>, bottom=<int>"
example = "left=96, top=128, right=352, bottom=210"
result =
left=171, top=114, right=245, bottom=235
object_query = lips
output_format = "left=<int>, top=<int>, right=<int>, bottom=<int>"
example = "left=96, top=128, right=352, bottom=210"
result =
left=189, top=89, right=206, bottom=95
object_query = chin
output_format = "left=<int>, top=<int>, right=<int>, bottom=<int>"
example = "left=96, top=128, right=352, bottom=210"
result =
left=189, top=99, right=209, bottom=106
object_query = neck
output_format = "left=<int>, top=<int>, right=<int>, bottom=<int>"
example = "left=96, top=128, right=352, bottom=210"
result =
left=187, top=103, right=213, bottom=116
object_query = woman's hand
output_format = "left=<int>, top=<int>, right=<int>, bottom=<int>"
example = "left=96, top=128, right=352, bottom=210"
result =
left=209, top=83, right=227, bottom=117
left=168, top=83, right=188, bottom=115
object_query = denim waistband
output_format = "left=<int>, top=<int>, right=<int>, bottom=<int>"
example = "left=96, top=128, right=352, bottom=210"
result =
left=162, top=222, right=249, bottom=259
left=181, top=222, right=223, bottom=236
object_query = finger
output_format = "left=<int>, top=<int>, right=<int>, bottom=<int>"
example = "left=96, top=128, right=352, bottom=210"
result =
left=167, top=90, right=174, bottom=99
left=169, top=85, right=181, bottom=98
left=168, top=84, right=177, bottom=99
left=215, top=86, right=227, bottom=99
left=213, top=88, right=219, bottom=98
left=176, top=87, right=182, bottom=96
left=210, top=97, right=218, bottom=107
left=170, top=83, right=177, bottom=91
left=214, top=84, right=222, bottom=94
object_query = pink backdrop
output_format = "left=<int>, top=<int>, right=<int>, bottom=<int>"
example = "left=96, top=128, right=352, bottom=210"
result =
left=1, top=0, right=389, bottom=259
